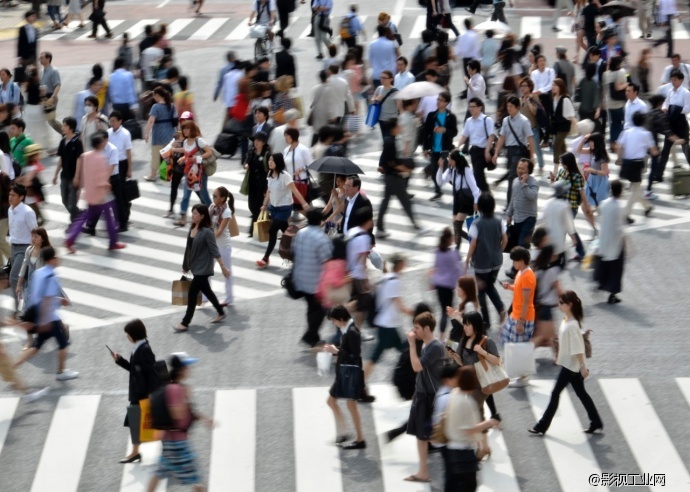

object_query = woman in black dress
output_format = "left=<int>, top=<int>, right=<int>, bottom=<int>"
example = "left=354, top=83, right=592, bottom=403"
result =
left=243, top=131, right=270, bottom=236
left=324, top=305, right=365, bottom=450
left=111, top=319, right=160, bottom=464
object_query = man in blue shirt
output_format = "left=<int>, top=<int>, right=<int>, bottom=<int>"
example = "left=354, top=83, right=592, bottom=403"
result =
left=213, top=51, right=236, bottom=102
left=108, top=57, right=138, bottom=121
left=13, top=247, right=79, bottom=381
left=340, top=5, right=365, bottom=49
left=312, top=0, right=333, bottom=60
left=368, top=26, right=398, bottom=88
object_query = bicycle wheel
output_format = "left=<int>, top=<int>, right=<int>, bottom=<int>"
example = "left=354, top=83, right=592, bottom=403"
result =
left=254, top=39, right=264, bottom=60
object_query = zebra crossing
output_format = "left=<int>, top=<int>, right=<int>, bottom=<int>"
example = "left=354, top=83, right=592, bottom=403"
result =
left=1, top=378, right=689, bottom=491
left=0, top=124, right=686, bottom=335
left=35, top=14, right=690, bottom=44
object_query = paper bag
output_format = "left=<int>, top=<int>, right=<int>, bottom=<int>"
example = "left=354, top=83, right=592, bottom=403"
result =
left=253, top=210, right=271, bottom=243
left=171, top=277, right=202, bottom=306
left=138, top=398, right=159, bottom=443
left=228, top=214, right=240, bottom=237
left=317, top=351, right=332, bottom=376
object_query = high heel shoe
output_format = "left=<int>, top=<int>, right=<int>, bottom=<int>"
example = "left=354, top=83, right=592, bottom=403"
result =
left=118, top=453, right=141, bottom=464
left=583, top=423, right=604, bottom=434
left=527, top=427, right=545, bottom=436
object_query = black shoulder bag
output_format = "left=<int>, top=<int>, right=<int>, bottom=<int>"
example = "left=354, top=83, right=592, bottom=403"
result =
left=507, top=117, right=530, bottom=158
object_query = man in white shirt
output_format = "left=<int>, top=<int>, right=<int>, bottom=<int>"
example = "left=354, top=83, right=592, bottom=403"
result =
left=616, top=111, right=659, bottom=224
left=8, top=184, right=37, bottom=313
left=345, top=206, right=374, bottom=331
left=362, top=253, right=414, bottom=386
left=531, top=55, right=556, bottom=141
left=457, top=97, right=494, bottom=191
left=540, top=181, right=578, bottom=265
left=327, top=64, right=355, bottom=122
left=454, top=18, right=480, bottom=77
left=268, top=108, right=299, bottom=155
left=394, top=57, right=416, bottom=90
left=140, top=34, right=164, bottom=90
left=624, top=83, right=648, bottom=130
left=465, top=60, right=486, bottom=106
left=108, top=112, right=133, bottom=229
left=658, top=68, right=690, bottom=177
left=660, top=54, right=690, bottom=90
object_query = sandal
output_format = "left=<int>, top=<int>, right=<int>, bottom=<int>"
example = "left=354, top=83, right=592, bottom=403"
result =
left=143, top=176, right=157, bottom=182
left=404, top=475, right=431, bottom=483
left=173, top=324, right=188, bottom=332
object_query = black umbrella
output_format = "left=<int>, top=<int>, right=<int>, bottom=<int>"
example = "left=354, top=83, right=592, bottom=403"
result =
left=308, top=156, right=364, bottom=175
left=600, top=0, right=636, bottom=18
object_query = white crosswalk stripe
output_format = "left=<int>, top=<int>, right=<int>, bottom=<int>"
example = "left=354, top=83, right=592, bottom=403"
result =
left=35, top=14, right=690, bottom=43
left=1, top=379, right=690, bottom=491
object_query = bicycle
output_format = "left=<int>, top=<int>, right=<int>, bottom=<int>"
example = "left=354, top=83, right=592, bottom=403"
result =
left=249, top=22, right=274, bottom=61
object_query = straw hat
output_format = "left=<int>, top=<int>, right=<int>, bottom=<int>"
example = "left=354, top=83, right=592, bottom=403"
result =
left=23, top=144, right=43, bottom=158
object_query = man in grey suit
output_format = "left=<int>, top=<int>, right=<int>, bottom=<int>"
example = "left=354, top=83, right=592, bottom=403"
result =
left=326, top=64, right=355, bottom=125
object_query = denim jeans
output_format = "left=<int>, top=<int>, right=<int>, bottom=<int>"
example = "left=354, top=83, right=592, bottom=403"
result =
left=47, top=5, right=63, bottom=24
left=571, top=208, right=586, bottom=258
left=532, top=126, right=544, bottom=169
left=608, top=107, right=625, bottom=144
left=513, top=216, right=537, bottom=248
left=180, top=173, right=211, bottom=215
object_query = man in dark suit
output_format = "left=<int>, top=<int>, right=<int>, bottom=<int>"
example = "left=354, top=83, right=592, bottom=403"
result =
left=88, top=0, right=112, bottom=39
left=340, top=175, right=372, bottom=235
left=17, top=10, right=38, bottom=68
left=252, top=106, right=273, bottom=138
left=275, top=37, right=298, bottom=87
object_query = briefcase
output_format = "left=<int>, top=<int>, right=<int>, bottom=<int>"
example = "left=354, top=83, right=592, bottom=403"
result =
left=123, top=179, right=140, bottom=202
left=672, top=168, right=690, bottom=197
left=123, top=119, right=143, bottom=141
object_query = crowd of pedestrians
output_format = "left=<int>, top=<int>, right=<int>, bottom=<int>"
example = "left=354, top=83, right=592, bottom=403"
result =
left=1, top=0, right=686, bottom=489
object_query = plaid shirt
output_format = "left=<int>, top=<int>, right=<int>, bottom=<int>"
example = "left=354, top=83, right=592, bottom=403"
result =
left=556, top=168, right=585, bottom=211
left=292, top=225, right=333, bottom=294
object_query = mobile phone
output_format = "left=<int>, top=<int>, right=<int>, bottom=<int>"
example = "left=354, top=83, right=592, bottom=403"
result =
left=106, top=344, right=114, bottom=355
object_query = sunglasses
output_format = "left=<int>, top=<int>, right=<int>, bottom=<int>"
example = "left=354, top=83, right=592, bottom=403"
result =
left=558, top=300, right=566, bottom=305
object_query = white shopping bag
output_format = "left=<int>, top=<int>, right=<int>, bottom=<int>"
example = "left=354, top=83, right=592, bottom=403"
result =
left=504, top=342, right=535, bottom=379
left=316, top=351, right=332, bottom=376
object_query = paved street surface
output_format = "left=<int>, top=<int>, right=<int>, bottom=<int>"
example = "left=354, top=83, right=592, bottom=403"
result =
left=1, top=0, right=690, bottom=491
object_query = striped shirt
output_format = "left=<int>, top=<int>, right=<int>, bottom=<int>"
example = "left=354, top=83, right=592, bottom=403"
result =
left=506, top=175, right=539, bottom=223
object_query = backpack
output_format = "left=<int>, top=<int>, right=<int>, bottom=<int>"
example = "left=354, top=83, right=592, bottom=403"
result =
left=365, top=276, right=394, bottom=328
left=339, top=14, right=355, bottom=39
left=609, top=80, right=626, bottom=101
left=411, top=43, right=431, bottom=76
left=392, top=340, right=423, bottom=400
left=149, top=385, right=175, bottom=431
left=535, top=100, right=549, bottom=132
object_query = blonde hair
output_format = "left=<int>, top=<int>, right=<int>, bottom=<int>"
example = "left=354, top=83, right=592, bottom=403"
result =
left=378, top=12, right=390, bottom=23
left=275, top=75, right=294, bottom=93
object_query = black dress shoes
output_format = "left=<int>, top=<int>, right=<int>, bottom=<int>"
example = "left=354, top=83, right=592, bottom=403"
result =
left=119, top=453, right=141, bottom=464
left=341, top=440, right=366, bottom=450
left=584, top=423, right=604, bottom=434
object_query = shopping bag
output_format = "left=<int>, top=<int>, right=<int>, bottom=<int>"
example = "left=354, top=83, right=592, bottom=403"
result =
left=317, top=351, right=332, bottom=376
left=466, top=213, right=479, bottom=240
left=343, top=114, right=363, bottom=133
left=503, top=342, right=535, bottom=379
left=228, top=214, right=240, bottom=237
left=239, top=169, right=250, bottom=196
left=365, top=103, right=381, bottom=128
left=159, top=160, right=170, bottom=181
left=474, top=357, right=509, bottom=395
left=138, top=398, right=159, bottom=443
left=123, top=119, right=143, bottom=140
left=253, top=210, right=271, bottom=243
left=171, top=276, right=202, bottom=306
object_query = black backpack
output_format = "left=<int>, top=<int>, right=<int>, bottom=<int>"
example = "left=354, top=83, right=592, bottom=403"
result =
left=392, top=340, right=423, bottom=400
left=150, top=385, right=176, bottom=430
left=410, top=43, right=431, bottom=76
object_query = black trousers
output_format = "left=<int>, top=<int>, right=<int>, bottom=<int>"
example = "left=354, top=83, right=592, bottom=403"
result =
left=169, top=170, right=184, bottom=213
left=435, top=286, right=454, bottom=334
left=117, top=160, right=131, bottom=226
left=301, top=293, right=326, bottom=346
left=247, top=189, right=264, bottom=235
left=469, top=146, right=489, bottom=192
left=277, top=3, right=290, bottom=33
left=91, top=9, right=111, bottom=36
left=653, top=17, right=674, bottom=57
left=659, top=135, right=690, bottom=176
left=377, top=174, right=416, bottom=231
left=263, top=218, right=288, bottom=260
left=475, top=269, right=504, bottom=327
left=534, top=366, right=602, bottom=433
left=429, top=152, right=443, bottom=194
left=112, top=103, right=134, bottom=121
left=181, top=274, right=223, bottom=327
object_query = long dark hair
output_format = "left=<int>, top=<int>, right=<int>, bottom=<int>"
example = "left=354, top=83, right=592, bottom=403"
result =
left=560, top=290, right=584, bottom=327
left=588, top=133, right=609, bottom=164
left=460, top=311, right=486, bottom=350
left=31, top=227, right=51, bottom=248
left=560, top=152, right=582, bottom=179
left=270, top=152, right=286, bottom=177
left=532, top=244, right=555, bottom=271
left=215, top=186, right=235, bottom=214
left=153, top=86, right=172, bottom=110
left=191, top=203, right=212, bottom=230
left=457, top=275, right=479, bottom=313
left=449, top=151, right=470, bottom=172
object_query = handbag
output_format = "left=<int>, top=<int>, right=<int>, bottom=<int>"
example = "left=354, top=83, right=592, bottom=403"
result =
left=335, top=363, right=363, bottom=400
left=138, top=398, right=159, bottom=443
left=228, top=214, right=240, bottom=237
left=430, top=411, right=448, bottom=445
left=552, top=329, right=593, bottom=359
left=171, top=275, right=202, bottom=306
left=253, top=209, right=271, bottom=243
left=281, top=268, right=304, bottom=299
left=503, top=342, right=536, bottom=379
left=239, top=169, right=250, bottom=196
left=474, top=337, right=509, bottom=395
left=453, top=170, right=475, bottom=211
left=122, top=179, right=140, bottom=202
left=196, top=138, right=219, bottom=176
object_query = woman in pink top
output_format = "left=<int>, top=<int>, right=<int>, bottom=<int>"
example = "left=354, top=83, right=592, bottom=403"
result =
left=147, top=353, right=213, bottom=492
left=316, top=237, right=350, bottom=309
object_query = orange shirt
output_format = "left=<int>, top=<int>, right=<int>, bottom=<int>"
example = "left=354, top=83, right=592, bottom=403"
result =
left=511, top=267, right=536, bottom=322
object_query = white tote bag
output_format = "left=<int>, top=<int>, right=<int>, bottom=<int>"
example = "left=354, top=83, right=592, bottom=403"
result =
left=504, top=342, right=536, bottom=379
left=316, top=351, right=332, bottom=376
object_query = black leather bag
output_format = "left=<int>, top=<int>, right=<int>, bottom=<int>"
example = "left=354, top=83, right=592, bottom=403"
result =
left=123, top=179, right=140, bottom=202
left=123, top=119, right=143, bottom=140
left=281, top=269, right=304, bottom=299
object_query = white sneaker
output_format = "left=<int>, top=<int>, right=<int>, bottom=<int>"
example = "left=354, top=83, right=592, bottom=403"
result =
left=24, top=387, right=49, bottom=402
left=508, top=376, right=529, bottom=388
left=644, top=191, right=658, bottom=200
left=56, top=370, right=80, bottom=381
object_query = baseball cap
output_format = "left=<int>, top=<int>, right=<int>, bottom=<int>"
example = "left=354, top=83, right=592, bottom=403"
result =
left=180, top=111, right=194, bottom=121
left=170, top=352, right=199, bottom=367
